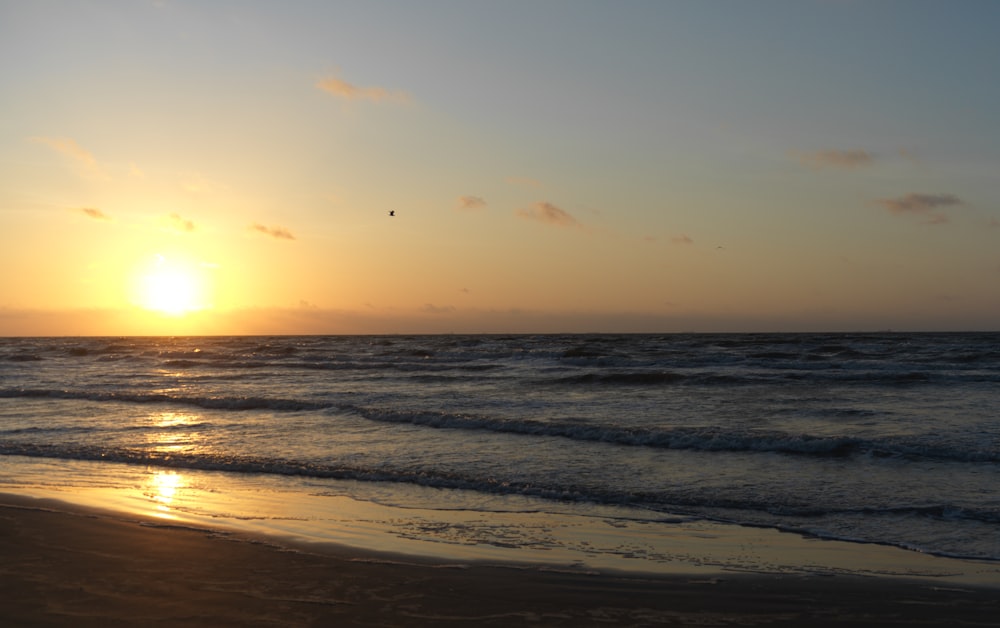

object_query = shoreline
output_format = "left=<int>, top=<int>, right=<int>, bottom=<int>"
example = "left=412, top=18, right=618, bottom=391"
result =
left=2, top=493, right=999, bottom=626
left=4, top=459, right=1000, bottom=586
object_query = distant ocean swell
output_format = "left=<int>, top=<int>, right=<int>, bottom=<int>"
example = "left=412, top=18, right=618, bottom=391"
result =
left=9, top=353, right=999, bottom=387
left=541, top=370, right=1000, bottom=386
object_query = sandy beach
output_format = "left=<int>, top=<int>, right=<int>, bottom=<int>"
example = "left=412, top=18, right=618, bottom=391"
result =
left=1, top=493, right=997, bottom=627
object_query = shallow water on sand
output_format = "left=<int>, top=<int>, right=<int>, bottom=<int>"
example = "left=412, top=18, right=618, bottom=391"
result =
left=5, top=454, right=1000, bottom=586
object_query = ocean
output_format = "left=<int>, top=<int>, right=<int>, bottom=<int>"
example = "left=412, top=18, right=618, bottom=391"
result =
left=1, top=333, right=998, bottom=575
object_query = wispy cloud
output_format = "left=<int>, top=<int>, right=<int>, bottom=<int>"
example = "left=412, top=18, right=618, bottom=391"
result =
left=876, top=193, right=963, bottom=214
left=316, top=74, right=409, bottom=104
left=167, top=212, right=195, bottom=232
left=795, top=149, right=874, bottom=170
left=672, top=234, right=694, bottom=245
left=31, top=136, right=110, bottom=180
left=516, top=201, right=581, bottom=228
left=423, top=303, right=456, bottom=314
left=80, top=207, right=110, bottom=221
left=250, top=223, right=296, bottom=240
left=875, top=193, right=964, bottom=225
left=457, top=195, right=487, bottom=211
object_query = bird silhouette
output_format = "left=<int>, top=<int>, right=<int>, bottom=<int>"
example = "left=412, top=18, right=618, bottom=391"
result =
left=389, top=210, right=395, bottom=217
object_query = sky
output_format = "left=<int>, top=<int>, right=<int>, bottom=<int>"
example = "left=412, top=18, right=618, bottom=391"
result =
left=2, top=0, right=998, bottom=335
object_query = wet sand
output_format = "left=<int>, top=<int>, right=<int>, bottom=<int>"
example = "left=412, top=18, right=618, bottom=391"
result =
left=1, top=493, right=997, bottom=627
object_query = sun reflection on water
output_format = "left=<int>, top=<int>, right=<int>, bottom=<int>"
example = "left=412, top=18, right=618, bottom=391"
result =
left=146, top=411, right=203, bottom=455
left=138, top=412, right=206, bottom=520
left=150, top=410, right=200, bottom=429
left=144, top=470, right=185, bottom=518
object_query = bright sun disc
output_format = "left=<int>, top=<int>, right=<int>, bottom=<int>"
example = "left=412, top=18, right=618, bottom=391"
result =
left=136, top=255, right=209, bottom=315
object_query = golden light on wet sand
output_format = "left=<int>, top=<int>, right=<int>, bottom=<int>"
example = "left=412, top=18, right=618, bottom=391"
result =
left=146, top=471, right=184, bottom=516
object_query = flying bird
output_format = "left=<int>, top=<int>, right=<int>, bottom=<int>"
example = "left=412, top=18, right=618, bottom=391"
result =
left=389, top=210, right=395, bottom=217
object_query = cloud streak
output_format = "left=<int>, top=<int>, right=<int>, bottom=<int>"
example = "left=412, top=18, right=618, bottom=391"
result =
left=876, top=193, right=963, bottom=214
left=80, top=207, right=110, bottom=221
left=31, top=136, right=110, bottom=180
left=316, top=75, right=409, bottom=104
left=516, top=201, right=581, bottom=228
left=875, top=193, right=964, bottom=225
left=167, top=212, right=195, bottom=232
left=250, top=223, right=296, bottom=240
left=795, top=149, right=874, bottom=170
left=457, top=195, right=487, bottom=210
left=423, top=303, right=456, bottom=314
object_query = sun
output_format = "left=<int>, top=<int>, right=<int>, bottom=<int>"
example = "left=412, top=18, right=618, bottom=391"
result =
left=135, top=254, right=210, bottom=316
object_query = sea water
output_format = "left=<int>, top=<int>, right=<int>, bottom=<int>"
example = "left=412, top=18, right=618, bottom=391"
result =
left=1, top=333, right=998, bottom=575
